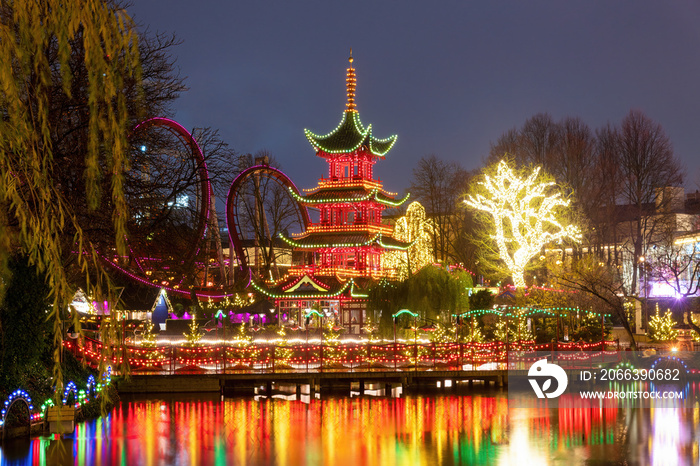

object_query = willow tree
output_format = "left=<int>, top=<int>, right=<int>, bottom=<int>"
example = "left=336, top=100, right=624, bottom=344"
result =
left=0, top=1, right=139, bottom=397
left=465, top=160, right=580, bottom=288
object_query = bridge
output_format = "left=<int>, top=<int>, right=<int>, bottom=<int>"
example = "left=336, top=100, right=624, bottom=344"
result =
left=66, top=337, right=620, bottom=395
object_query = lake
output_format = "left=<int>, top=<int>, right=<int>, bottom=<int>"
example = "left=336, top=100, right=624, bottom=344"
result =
left=0, top=388, right=697, bottom=465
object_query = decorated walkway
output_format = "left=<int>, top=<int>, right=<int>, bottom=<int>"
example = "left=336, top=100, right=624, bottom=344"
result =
left=66, top=337, right=618, bottom=376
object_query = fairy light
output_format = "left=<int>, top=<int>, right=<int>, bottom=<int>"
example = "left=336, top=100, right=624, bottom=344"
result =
left=293, top=223, right=393, bottom=237
left=304, top=55, right=397, bottom=157
left=62, top=381, right=78, bottom=406
left=346, top=50, right=357, bottom=112
left=183, top=320, right=205, bottom=346
left=68, top=333, right=619, bottom=372
left=253, top=279, right=352, bottom=299
left=465, top=160, right=581, bottom=288
left=288, top=186, right=410, bottom=207
left=648, top=303, right=678, bottom=342
left=384, top=201, right=434, bottom=279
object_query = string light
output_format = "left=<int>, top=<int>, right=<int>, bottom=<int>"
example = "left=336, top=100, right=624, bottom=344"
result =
left=252, top=278, right=352, bottom=299
left=67, top=334, right=619, bottom=372
left=288, top=186, right=409, bottom=207
left=183, top=320, right=205, bottom=346
left=304, top=56, right=397, bottom=157
left=384, top=201, right=434, bottom=279
left=648, top=303, right=678, bottom=342
left=465, top=160, right=581, bottom=288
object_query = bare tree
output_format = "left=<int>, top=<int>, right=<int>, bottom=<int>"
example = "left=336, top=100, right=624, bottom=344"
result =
left=488, top=127, right=520, bottom=165
left=554, top=257, right=637, bottom=349
left=230, top=152, right=306, bottom=281
left=647, top=234, right=700, bottom=334
left=410, top=155, right=467, bottom=263
left=616, top=110, right=684, bottom=295
left=588, top=123, right=623, bottom=264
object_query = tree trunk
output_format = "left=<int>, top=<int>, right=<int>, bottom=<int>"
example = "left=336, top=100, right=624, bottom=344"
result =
left=616, top=306, right=637, bottom=350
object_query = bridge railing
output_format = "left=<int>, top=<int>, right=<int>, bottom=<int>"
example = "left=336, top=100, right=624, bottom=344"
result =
left=66, top=337, right=618, bottom=375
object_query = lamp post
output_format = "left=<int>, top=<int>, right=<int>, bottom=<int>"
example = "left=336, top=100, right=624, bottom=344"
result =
left=393, top=314, right=397, bottom=371
left=304, top=309, right=324, bottom=373
left=414, top=314, right=418, bottom=372
left=639, top=255, right=646, bottom=331
left=392, top=310, right=419, bottom=371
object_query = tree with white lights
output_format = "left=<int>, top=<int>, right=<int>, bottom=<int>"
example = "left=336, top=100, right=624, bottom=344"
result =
left=465, top=160, right=580, bottom=288
left=384, top=201, right=434, bottom=280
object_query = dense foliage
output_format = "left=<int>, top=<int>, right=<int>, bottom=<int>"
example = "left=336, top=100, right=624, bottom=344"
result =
left=368, top=265, right=472, bottom=337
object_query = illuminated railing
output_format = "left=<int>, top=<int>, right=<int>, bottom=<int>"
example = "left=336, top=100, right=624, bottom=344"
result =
left=65, top=337, right=619, bottom=376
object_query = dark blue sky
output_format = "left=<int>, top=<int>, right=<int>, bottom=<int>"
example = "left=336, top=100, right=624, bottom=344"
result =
left=128, top=1, right=700, bottom=195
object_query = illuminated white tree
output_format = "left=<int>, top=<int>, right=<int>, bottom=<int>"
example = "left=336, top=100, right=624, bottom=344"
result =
left=385, top=201, right=434, bottom=280
left=465, top=160, right=580, bottom=288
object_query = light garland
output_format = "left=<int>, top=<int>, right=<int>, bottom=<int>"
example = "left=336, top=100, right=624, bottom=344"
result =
left=304, top=105, right=397, bottom=157
left=279, top=232, right=381, bottom=249
left=465, top=160, right=581, bottom=288
left=383, top=201, right=434, bottom=279
left=70, top=334, right=621, bottom=373
left=252, top=278, right=352, bottom=299
left=294, top=223, right=393, bottom=236
left=289, top=186, right=409, bottom=207
left=647, top=303, right=678, bottom=342
left=0, top=369, right=113, bottom=428
left=183, top=320, right=205, bottom=346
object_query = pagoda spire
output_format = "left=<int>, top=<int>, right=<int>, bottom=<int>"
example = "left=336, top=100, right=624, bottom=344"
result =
left=346, top=49, right=357, bottom=112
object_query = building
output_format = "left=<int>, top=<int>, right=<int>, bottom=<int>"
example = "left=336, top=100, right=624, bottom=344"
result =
left=252, top=54, right=410, bottom=334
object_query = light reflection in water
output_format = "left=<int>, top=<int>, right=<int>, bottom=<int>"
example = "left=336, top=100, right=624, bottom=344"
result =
left=0, top=389, right=698, bottom=465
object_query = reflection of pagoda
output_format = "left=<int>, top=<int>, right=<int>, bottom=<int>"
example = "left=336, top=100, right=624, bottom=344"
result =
left=253, top=53, right=410, bottom=333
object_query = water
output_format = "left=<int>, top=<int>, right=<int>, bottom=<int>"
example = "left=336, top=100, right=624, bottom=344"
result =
left=1, top=389, right=698, bottom=465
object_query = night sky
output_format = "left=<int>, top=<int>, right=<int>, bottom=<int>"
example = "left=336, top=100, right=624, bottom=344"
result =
left=128, top=1, right=700, bottom=196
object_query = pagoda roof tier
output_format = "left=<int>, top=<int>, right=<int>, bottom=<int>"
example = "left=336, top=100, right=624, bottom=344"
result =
left=279, top=231, right=411, bottom=250
left=304, top=111, right=397, bottom=157
left=251, top=274, right=354, bottom=299
left=289, top=185, right=409, bottom=207
left=252, top=275, right=375, bottom=300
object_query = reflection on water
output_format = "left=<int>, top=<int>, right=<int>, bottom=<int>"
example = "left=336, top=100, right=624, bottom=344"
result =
left=1, top=388, right=699, bottom=465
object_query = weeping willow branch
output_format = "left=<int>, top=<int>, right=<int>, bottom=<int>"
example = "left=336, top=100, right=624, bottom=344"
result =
left=0, top=1, right=140, bottom=406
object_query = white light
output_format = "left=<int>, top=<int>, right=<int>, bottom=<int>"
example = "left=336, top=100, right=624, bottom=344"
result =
left=465, top=160, right=580, bottom=288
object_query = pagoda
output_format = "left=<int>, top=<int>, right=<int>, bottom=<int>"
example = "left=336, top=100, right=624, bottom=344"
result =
left=253, top=53, right=410, bottom=333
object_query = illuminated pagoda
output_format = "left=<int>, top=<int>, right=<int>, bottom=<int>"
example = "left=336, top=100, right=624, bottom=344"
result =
left=253, top=52, right=410, bottom=333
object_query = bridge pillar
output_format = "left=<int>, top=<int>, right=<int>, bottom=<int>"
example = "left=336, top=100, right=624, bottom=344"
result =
left=296, top=384, right=301, bottom=398
left=401, top=377, right=409, bottom=395
left=309, top=379, right=317, bottom=398
left=385, top=383, right=392, bottom=397
left=497, top=376, right=503, bottom=387
left=266, top=381, right=273, bottom=396
left=359, top=380, right=365, bottom=396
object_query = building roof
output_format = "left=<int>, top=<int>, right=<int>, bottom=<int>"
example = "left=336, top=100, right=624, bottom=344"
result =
left=304, top=55, right=396, bottom=157
left=279, top=231, right=411, bottom=250
left=304, top=110, right=397, bottom=157
left=251, top=274, right=354, bottom=299
left=289, top=185, right=409, bottom=207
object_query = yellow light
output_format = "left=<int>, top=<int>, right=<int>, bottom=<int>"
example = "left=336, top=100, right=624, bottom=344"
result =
left=465, top=160, right=581, bottom=288
left=384, top=201, right=434, bottom=280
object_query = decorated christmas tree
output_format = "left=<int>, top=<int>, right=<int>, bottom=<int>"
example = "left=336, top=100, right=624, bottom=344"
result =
left=648, top=303, right=677, bottom=342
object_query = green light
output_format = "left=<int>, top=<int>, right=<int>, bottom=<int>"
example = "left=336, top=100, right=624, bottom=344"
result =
left=305, top=110, right=397, bottom=157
